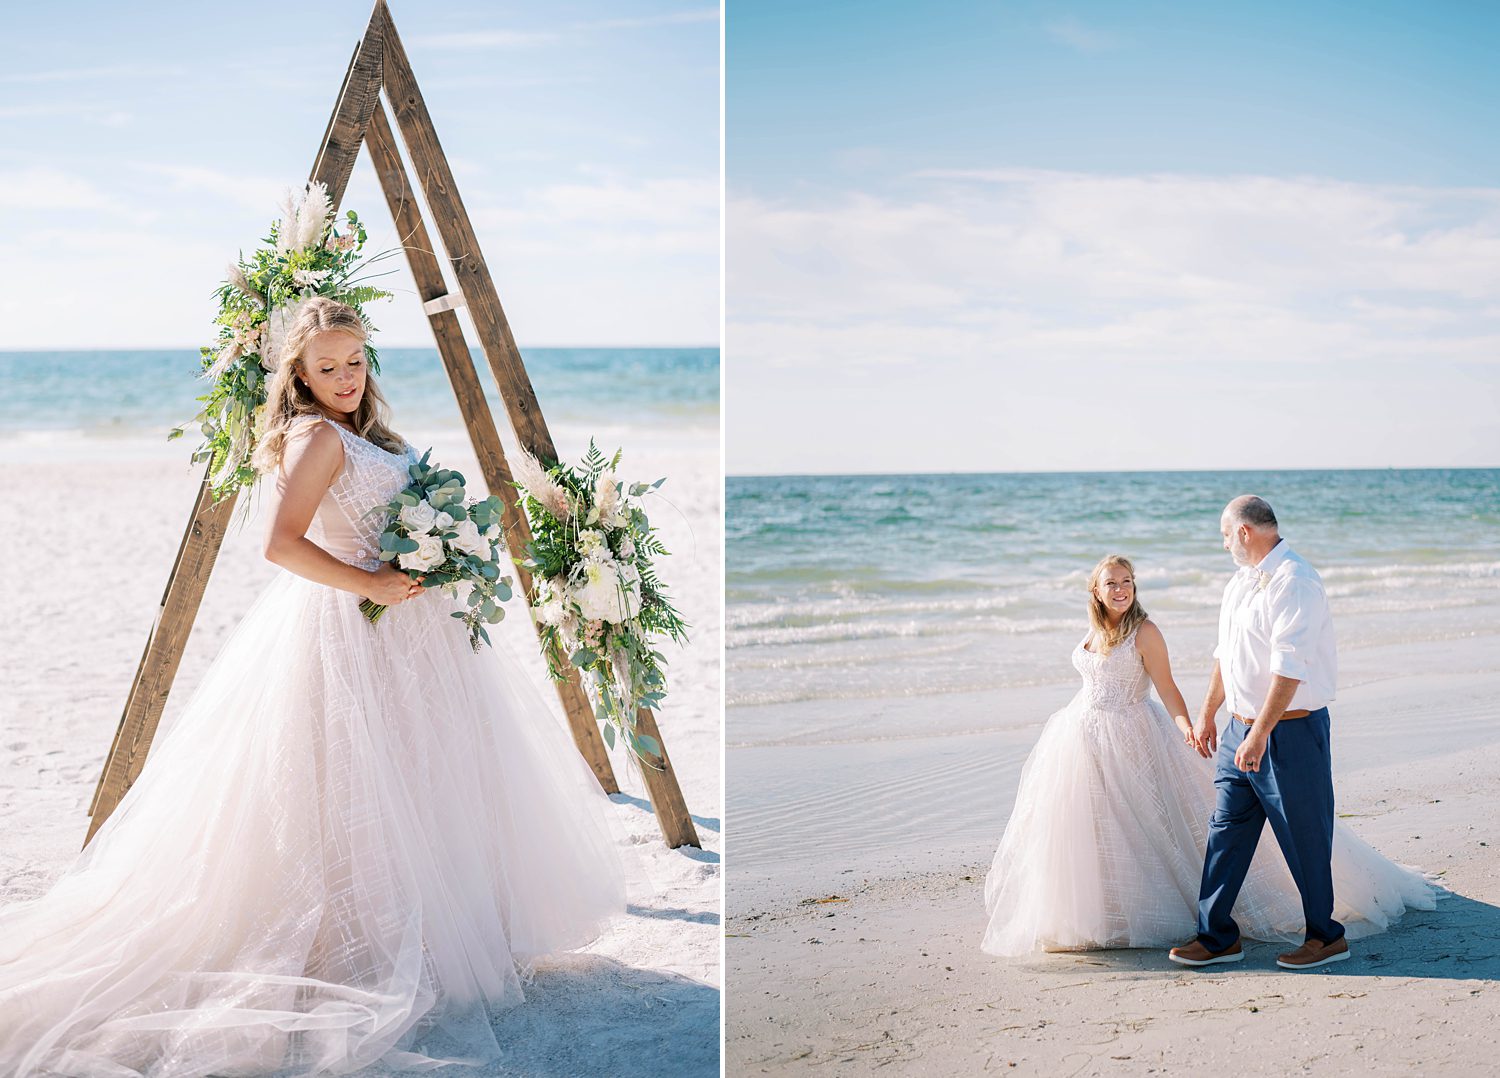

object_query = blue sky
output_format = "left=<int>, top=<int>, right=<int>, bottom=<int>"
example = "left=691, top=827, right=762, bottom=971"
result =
left=1, top=0, right=719, bottom=349
left=728, top=1, right=1500, bottom=473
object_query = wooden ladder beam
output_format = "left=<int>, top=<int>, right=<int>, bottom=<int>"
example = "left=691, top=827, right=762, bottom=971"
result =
left=85, top=7, right=388, bottom=847
left=364, top=101, right=619, bottom=795
left=378, top=3, right=700, bottom=848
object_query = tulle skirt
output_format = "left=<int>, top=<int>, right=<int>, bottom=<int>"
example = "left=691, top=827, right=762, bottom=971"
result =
left=980, top=693, right=1436, bottom=957
left=0, top=569, right=626, bottom=1076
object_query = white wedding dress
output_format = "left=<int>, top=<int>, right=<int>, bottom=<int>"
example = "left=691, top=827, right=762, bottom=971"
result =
left=981, top=624, right=1436, bottom=957
left=0, top=415, right=627, bottom=1076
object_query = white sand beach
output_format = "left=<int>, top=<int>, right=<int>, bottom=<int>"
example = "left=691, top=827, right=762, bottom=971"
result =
left=727, top=630, right=1500, bottom=1075
left=0, top=424, right=721, bottom=1078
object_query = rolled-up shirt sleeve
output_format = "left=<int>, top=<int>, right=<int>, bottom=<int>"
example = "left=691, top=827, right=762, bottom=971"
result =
left=1267, top=577, right=1325, bottom=682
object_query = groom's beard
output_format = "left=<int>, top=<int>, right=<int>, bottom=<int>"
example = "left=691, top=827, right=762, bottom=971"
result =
left=1227, top=536, right=1252, bottom=567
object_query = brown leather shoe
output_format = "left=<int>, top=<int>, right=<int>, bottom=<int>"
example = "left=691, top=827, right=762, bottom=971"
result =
left=1168, top=937, right=1243, bottom=967
left=1277, top=936, right=1349, bottom=970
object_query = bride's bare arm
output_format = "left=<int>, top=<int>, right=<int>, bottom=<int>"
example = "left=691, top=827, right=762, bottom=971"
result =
left=1136, top=620, right=1193, bottom=741
left=263, top=421, right=414, bottom=605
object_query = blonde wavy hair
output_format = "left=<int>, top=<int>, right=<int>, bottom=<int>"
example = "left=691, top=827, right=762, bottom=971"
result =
left=1086, top=554, right=1148, bottom=655
left=250, top=296, right=403, bottom=475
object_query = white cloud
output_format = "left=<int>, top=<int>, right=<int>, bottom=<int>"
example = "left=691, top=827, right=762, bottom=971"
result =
left=730, top=169, right=1500, bottom=376
left=408, top=29, right=559, bottom=50
left=728, top=169, right=1500, bottom=472
left=0, top=64, right=182, bottom=84
left=408, top=7, right=718, bottom=51
left=0, top=102, right=133, bottom=126
left=469, top=175, right=718, bottom=252
left=0, top=166, right=122, bottom=212
left=580, top=9, right=720, bottom=31
left=0, top=168, right=719, bottom=350
left=131, top=164, right=291, bottom=214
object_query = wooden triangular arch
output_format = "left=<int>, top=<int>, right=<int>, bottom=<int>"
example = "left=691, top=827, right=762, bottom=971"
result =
left=85, top=0, right=699, bottom=849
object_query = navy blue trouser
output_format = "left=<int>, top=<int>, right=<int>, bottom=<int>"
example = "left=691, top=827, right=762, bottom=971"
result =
left=1196, top=706, right=1344, bottom=952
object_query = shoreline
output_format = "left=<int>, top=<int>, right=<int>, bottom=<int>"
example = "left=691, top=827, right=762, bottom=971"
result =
left=728, top=637, right=1500, bottom=909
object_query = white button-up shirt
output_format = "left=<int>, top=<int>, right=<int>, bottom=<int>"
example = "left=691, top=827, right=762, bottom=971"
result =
left=1213, top=538, right=1337, bottom=718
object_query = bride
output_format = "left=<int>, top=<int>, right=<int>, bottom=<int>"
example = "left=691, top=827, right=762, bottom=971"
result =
left=980, top=553, right=1434, bottom=957
left=0, top=298, right=626, bottom=1076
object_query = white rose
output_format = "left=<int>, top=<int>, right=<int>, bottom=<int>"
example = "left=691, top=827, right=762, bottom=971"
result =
left=537, top=587, right=569, bottom=627
left=448, top=517, right=490, bottom=560
left=398, top=533, right=445, bottom=572
left=482, top=523, right=501, bottom=543
left=398, top=500, right=438, bottom=534
left=571, top=562, right=640, bottom=624
left=433, top=510, right=456, bottom=532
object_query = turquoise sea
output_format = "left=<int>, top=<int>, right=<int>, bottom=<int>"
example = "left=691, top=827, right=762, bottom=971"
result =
left=0, top=347, right=719, bottom=440
left=728, top=469, right=1500, bottom=744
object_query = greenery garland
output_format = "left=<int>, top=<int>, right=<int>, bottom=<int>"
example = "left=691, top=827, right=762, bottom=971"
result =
left=169, top=180, right=392, bottom=501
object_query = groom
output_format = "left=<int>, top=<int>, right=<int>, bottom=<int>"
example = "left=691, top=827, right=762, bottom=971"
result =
left=1168, top=495, right=1347, bottom=971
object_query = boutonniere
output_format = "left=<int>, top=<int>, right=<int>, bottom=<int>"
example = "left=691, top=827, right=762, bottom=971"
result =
left=1255, top=570, right=1271, bottom=591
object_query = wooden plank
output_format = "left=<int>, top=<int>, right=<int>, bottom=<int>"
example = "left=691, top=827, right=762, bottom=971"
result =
left=365, top=102, right=620, bottom=794
left=85, top=480, right=237, bottom=842
left=310, top=0, right=385, bottom=198
left=378, top=2, right=557, bottom=462
left=85, top=7, right=390, bottom=847
left=380, top=4, right=700, bottom=848
left=633, top=706, right=700, bottom=849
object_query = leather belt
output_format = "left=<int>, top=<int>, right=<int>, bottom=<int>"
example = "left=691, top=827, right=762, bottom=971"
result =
left=1233, top=708, right=1311, bottom=725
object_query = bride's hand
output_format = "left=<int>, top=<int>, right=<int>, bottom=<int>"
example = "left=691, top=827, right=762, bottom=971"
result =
left=1174, top=717, right=1195, bottom=747
left=362, top=564, right=424, bottom=605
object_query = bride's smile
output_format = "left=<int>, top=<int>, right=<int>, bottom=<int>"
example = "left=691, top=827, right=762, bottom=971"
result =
left=296, top=329, right=367, bottom=416
left=1097, top=573, right=1135, bottom=618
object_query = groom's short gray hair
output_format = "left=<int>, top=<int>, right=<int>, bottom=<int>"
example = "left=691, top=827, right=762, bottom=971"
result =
left=1223, top=495, right=1278, bottom=532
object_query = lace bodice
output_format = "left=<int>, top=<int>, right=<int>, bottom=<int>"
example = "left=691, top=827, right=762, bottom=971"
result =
left=1071, top=625, right=1152, bottom=709
left=280, top=415, right=416, bottom=571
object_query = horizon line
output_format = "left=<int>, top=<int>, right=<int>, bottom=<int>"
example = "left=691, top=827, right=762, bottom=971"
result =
left=0, top=343, right=723, bottom=354
left=727, top=464, right=1500, bottom=479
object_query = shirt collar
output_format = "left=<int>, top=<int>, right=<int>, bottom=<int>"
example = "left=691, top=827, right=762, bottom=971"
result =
left=1254, top=537, right=1291, bottom=576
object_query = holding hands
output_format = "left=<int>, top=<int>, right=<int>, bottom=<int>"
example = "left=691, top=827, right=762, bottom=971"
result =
left=1189, top=713, right=1217, bottom=758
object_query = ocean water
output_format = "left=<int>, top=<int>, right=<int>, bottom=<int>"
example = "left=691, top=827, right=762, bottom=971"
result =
left=0, top=347, right=719, bottom=442
left=728, top=469, right=1500, bottom=747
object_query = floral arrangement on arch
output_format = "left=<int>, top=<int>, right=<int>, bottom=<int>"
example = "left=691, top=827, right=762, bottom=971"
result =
left=511, top=442, right=689, bottom=765
left=169, top=180, right=392, bottom=501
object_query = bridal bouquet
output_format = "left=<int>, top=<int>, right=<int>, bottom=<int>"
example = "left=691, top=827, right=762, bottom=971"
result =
left=361, top=450, right=514, bottom=651
left=511, top=442, right=689, bottom=764
left=168, top=180, right=393, bottom=502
